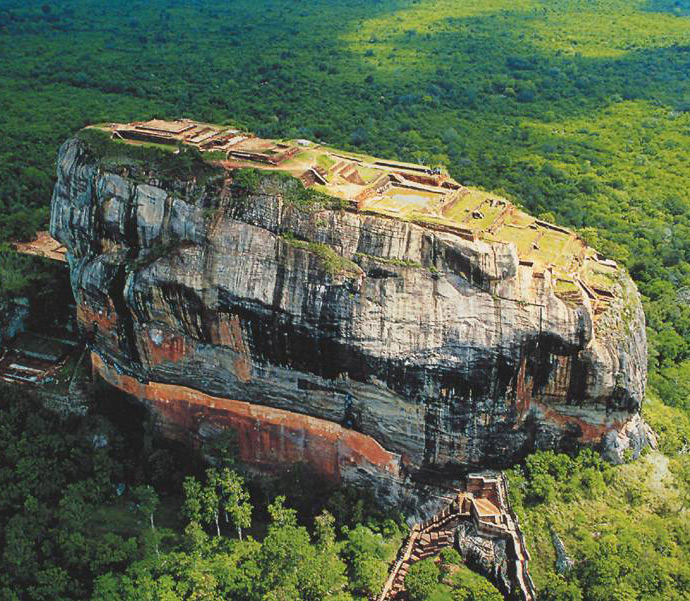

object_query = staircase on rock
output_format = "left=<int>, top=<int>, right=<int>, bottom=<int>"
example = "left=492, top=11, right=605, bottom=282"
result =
left=378, top=474, right=536, bottom=601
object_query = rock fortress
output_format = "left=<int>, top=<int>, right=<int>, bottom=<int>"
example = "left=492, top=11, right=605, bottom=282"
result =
left=42, top=117, right=652, bottom=599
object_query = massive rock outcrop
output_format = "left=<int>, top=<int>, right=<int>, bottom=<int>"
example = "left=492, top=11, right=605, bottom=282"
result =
left=50, top=135, right=648, bottom=488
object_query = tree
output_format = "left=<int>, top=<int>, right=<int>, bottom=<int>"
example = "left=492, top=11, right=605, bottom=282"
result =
left=131, top=484, right=160, bottom=557
left=540, top=575, right=583, bottom=601
left=405, top=559, right=440, bottom=601
left=527, top=472, right=557, bottom=504
left=253, top=498, right=352, bottom=600
left=182, top=476, right=204, bottom=522
left=131, top=485, right=158, bottom=530
left=452, top=567, right=503, bottom=601
left=267, top=495, right=297, bottom=528
left=183, top=468, right=252, bottom=539
left=342, top=525, right=389, bottom=597
left=200, top=472, right=222, bottom=538
left=314, top=510, right=336, bottom=549
left=212, top=468, right=252, bottom=540
left=183, top=473, right=221, bottom=537
left=298, top=511, right=349, bottom=601
left=258, top=496, right=309, bottom=595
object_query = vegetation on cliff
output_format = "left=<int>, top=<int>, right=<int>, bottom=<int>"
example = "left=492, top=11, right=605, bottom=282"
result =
left=401, top=552, right=504, bottom=601
left=280, top=233, right=362, bottom=277
left=507, top=396, right=690, bottom=601
left=76, top=128, right=223, bottom=185
left=230, top=167, right=349, bottom=214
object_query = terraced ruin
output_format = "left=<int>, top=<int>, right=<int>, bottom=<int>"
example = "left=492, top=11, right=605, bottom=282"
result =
left=98, top=119, right=620, bottom=318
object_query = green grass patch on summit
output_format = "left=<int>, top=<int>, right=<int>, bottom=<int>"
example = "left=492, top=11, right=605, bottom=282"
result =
left=280, top=233, right=361, bottom=277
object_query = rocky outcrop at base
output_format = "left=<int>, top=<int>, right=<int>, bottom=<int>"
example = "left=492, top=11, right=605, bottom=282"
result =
left=601, top=413, right=657, bottom=464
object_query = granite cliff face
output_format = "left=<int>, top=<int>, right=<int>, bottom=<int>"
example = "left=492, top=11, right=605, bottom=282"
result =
left=50, top=136, right=649, bottom=487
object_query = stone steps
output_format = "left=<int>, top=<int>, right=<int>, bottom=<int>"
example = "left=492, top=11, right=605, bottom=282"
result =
left=387, top=526, right=456, bottom=595
left=380, top=480, right=536, bottom=601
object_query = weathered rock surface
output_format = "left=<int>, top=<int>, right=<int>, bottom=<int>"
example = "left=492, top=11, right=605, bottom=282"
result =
left=551, top=530, right=574, bottom=576
left=456, top=521, right=512, bottom=595
left=0, top=297, right=29, bottom=346
left=50, top=137, right=648, bottom=483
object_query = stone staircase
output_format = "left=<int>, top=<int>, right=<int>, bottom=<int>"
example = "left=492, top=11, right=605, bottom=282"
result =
left=378, top=474, right=536, bottom=601
left=389, top=518, right=460, bottom=599
left=378, top=497, right=467, bottom=601
left=498, top=474, right=537, bottom=601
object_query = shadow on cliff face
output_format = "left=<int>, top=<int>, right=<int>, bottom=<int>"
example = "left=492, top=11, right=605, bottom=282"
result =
left=109, top=264, right=142, bottom=365
left=92, top=380, right=207, bottom=490
left=522, top=332, right=588, bottom=404
left=92, top=375, right=406, bottom=527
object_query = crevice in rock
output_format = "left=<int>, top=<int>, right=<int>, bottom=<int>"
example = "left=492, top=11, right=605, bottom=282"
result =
left=108, top=265, right=141, bottom=366
left=367, top=267, right=400, bottom=279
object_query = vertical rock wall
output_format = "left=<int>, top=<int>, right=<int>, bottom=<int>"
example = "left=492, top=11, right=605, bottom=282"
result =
left=51, top=137, right=649, bottom=484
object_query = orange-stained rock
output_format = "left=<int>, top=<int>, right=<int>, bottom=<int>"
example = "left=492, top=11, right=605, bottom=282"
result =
left=93, top=353, right=400, bottom=482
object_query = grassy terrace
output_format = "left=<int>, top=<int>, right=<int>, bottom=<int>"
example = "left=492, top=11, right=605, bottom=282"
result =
left=91, top=120, right=623, bottom=304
